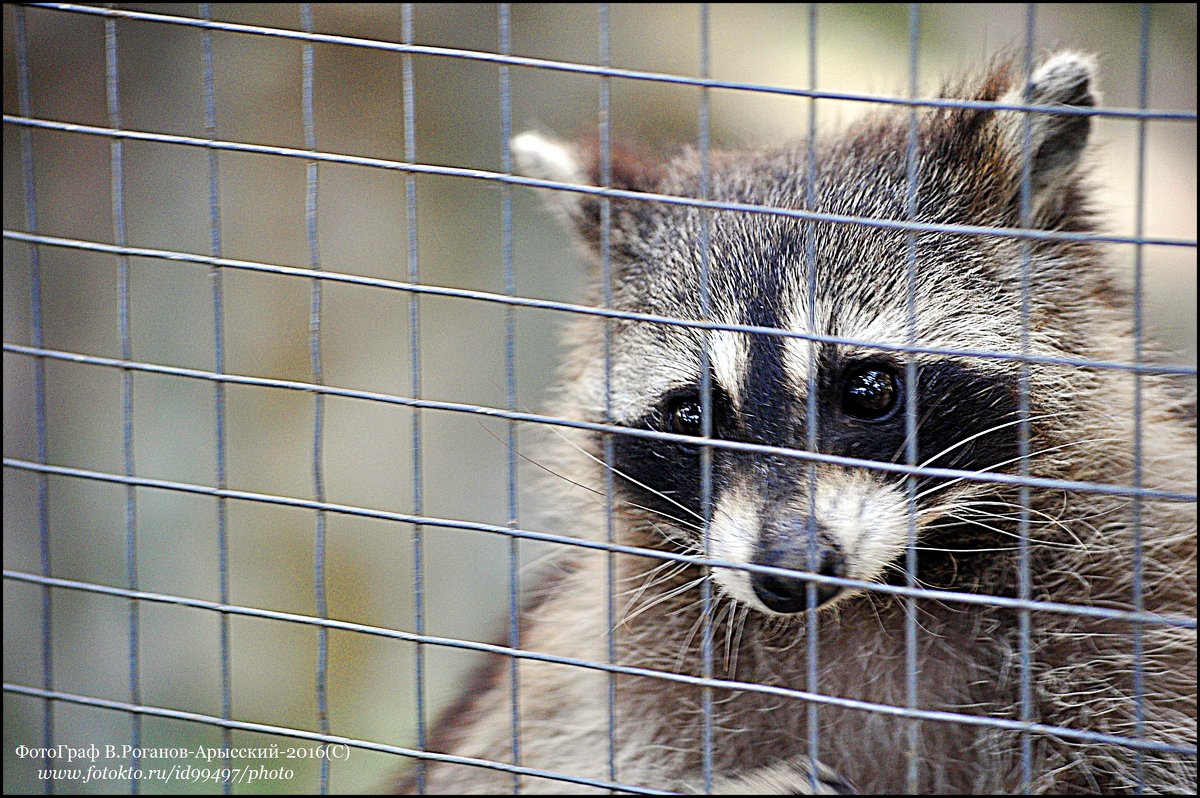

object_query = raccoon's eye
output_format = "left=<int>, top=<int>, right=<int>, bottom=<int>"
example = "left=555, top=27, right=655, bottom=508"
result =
left=841, top=363, right=900, bottom=420
left=664, top=395, right=705, bottom=437
left=655, top=385, right=729, bottom=438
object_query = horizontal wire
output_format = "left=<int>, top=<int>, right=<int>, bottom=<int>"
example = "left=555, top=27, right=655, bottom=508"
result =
left=20, top=2, right=1197, bottom=122
left=2, top=460, right=1194, bottom=629
left=3, top=231, right=1195, bottom=379
left=0, top=682, right=673, bottom=795
left=3, top=574, right=1195, bottom=756
left=3, top=344, right=1196, bottom=502
left=3, top=116, right=1196, bottom=251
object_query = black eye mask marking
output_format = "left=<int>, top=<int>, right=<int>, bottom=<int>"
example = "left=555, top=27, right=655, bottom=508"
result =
left=817, top=358, right=1020, bottom=486
left=607, top=359, right=1019, bottom=532
left=610, top=384, right=732, bottom=524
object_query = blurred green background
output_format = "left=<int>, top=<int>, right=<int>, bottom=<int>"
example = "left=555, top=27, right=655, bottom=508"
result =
left=3, top=3, right=1195, bottom=794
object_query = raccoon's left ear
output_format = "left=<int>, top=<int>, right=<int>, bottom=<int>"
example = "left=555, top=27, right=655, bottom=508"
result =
left=994, top=51, right=1099, bottom=203
left=511, top=131, right=662, bottom=257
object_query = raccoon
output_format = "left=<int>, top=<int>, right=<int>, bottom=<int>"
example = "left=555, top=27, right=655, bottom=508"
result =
left=405, top=52, right=1197, bottom=794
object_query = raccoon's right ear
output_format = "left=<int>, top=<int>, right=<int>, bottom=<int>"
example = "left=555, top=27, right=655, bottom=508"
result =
left=511, top=131, right=662, bottom=255
left=993, top=52, right=1099, bottom=205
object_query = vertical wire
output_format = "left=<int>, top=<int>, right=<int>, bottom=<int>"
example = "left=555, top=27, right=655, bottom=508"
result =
left=15, top=8, right=54, bottom=794
left=498, top=5, right=521, bottom=794
left=902, top=5, right=922, bottom=794
left=802, top=5, right=821, bottom=793
left=300, top=5, right=331, bottom=793
left=1016, top=8, right=1037, bottom=793
left=696, top=5, right=714, bottom=794
left=199, top=4, right=233, bottom=792
left=106, top=14, right=141, bottom=793
left=1130, top=5, right=1151, bottom=792
left=401, top=4, right=427, bottom=793
left=597, top=2, right=618, bottom=790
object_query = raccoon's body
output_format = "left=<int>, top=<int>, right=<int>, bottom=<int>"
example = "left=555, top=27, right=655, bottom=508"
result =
left=408, top=53, right=1197, bottom=794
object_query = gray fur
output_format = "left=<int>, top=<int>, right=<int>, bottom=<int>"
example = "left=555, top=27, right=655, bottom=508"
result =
left=407, top=52, right=1196, bottom=794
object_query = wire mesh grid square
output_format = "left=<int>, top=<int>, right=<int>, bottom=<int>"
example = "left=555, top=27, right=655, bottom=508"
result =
left=2, top=3, right=1196, bottom=794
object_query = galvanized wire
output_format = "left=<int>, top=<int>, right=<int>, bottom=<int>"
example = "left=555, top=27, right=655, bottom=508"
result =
left=697, top=4, right=715, bottom=794
left=902, top=6, right=922, bottom=792
left=4, top=115, right=1193, bottom=252
left=802, top=6, right=822, bottom=795
left=598, top=2, right=618, bottom=789
left=497, top=5, right=522, bottom=793
left=1, top=680, right=675, bottom=796
left=4, top=570, right=1193, bottom=758
left=199, top=3, right=234, bottom=792
left=104, top=13, right=142, bottom=793
left=18, top=3, right=1197, bottom=123
left=400, top=3, right=428, bottom=794
left=7, top=228, right=1194, bottom=379
left=3, top=459, right=1192, bottom=631
left=1131, top=5, right=1154, bottom=792
left=5, top=339, right=1193, bottom=503
left=299, top=5, right=332, bottom=793
left=13, top=6, right=54, bottom=795
left=1016, top=10, right=1038, bottom=790
left=3, top=3, right=1195, bottom=794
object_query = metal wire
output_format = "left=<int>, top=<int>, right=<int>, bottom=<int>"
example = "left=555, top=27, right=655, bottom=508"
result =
left=4, top=115, right=1194, bottom=252
left=3, top=3, right=1195, bottom=795
left=13, top=6, right=54, bottom=795
left=104, top=13, right=142, bottom=793
left=17, top=3, right=1197, bottom=122
left=400, top=4, right=428, bottom=794
left=902, top=6, right=922, bottom=792
left=199, top=3, right=234, bottom=792
left=1, top=681, right=674, bottom=796
left=597, top=3, right=618, bottom=788
left=696, top=4, right=715, bottom=793
left=1016, top=11, right=1038, bottom=792
left=1131, top=6, right=1154, bottom=792
left=802, top=6, right=822, bottom=794
left=5, top=570, right=1193, bottom=757
left=5, top=340, right=1193, bottom=503
left=8, top=228, right=1194, bottom=378
left=497, top=5, right=521, bottom=793
left=4, top=458, right=1193, bottom=630
left=298, top=5, right=332, bottom=793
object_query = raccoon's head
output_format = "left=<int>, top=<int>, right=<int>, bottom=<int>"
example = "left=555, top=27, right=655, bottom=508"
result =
left=516, top=52, right=1106, bottom=615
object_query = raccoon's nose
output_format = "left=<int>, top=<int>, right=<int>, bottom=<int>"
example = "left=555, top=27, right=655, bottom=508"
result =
left=751, top=538, right=845, bottom=613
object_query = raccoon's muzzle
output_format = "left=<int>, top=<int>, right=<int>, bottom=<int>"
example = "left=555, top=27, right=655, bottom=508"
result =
left=751, top=520, right=847, bottom=612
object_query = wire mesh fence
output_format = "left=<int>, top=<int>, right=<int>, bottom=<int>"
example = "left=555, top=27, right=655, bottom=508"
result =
left=3, top=3, right=1196, bottom=794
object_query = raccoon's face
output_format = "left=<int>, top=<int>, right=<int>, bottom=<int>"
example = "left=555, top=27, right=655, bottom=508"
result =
left=515, top=52, right=1099, bottom=614
left=595, top=216, right=1024, bottom=613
